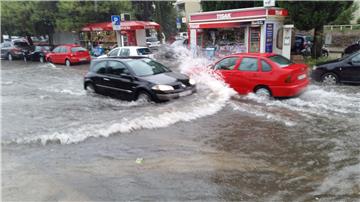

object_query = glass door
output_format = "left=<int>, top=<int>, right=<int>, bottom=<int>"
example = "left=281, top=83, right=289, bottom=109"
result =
left=249, top=27, right=261, bottom=52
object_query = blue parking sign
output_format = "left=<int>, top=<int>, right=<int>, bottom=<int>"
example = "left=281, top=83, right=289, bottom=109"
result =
left=111, top=15, right=120, bottom=25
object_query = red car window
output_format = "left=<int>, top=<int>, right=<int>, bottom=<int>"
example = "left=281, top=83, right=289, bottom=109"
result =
left=238, top=57, right=259, bottom=72
left=261, top=60, right=272, bottom=72
left=214, top=57, right=239, bottom=70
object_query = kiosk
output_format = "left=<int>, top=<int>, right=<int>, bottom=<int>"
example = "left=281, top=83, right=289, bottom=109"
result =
left=80, top=21, right=160, bottom=50
left=188, top=7, right=290, bottom=57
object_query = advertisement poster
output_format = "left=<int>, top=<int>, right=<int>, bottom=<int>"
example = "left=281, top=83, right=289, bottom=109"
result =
left=265, top=23, right=274, bottom=53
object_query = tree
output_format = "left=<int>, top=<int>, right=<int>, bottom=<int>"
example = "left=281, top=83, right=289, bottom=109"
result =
left=201, top=1, right=262, bottom=11
left=331, top=3, right=359, bottom=25
left=131, top=1, right=177, bottom=39
left=279, top=1, right=353, bottom=58
left=56, top=1, right=132, bottom=32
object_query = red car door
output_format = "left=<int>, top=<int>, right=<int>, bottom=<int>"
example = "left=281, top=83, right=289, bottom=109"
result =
left=237, top=57, right=261, bottom=94
left=59, top=46, right=69, bottom=64
left=214, top=56, right=243, bottom=93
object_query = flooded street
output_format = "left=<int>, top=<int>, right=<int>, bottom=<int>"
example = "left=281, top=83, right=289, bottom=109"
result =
left=2, top=57, right=360, bottom=201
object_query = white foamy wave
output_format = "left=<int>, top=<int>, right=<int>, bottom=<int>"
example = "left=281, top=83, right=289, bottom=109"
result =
left=40, top=87, right=85, bottom=96
left=1, top=81, right=15, bottom=86
left=242, top=85, right=360, bottom=117
left=229, top=101, right=296, bottom=126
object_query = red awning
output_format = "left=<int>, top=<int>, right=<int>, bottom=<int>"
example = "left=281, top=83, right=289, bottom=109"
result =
left=81, top=21, right=160, bottom=32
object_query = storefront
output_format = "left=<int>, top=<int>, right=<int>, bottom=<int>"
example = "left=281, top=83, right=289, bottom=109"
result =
left=188, top=7, right=289, bottom=57
left=80, top=21, right=160, bottom=51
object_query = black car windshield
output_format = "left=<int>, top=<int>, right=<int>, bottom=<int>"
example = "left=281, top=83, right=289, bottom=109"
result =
left=137, top=48, right=151, bottom=55
left=126, top=59, right=170, bottom=76
left=268, top=55, right=293, bottom=68
left=71, top=47, right=87, bottom=52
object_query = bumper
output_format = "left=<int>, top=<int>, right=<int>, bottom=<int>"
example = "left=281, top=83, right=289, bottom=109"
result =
left=271, top=80, right=309, bottom=97
left=70, top=56, right=91, bottom=63
left=155, top=86, right=196, bottom=101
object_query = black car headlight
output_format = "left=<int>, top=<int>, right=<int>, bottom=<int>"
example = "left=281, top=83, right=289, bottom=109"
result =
left=151, top=85, right=174, bottom=91
left=189, top=78, right=196, bottom=85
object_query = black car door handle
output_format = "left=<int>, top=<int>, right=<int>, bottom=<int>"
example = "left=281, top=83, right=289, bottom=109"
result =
left=103, top=78, right=110, bottom=81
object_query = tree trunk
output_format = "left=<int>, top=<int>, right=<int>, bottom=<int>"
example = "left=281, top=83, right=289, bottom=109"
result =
left=312, top=26, right=324, bottom=59
left=48, top=32, right=54, bottom=45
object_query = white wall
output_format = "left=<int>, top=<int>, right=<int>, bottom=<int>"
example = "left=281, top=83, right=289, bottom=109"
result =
left=136, top=29, right=146, bottom=46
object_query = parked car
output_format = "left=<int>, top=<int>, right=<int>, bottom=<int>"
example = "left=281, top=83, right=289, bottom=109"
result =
left=175, top=32, right=188, bottom=40
left=342, top=41, right=360, bottom=57
left=0, top=39, right=32, bottom=61
left=45, top=44, right=91, bottom=66
left=97, top=46, right=154, bottom=59
left=293, top=35, right=313, bottom=54
left=83, top=57, right=196, bottom=102
left=311, top=51, right=360, bottom=85
left=24, top=45, right=53, bottom=63
left=146, top=37, right=161, bottom=49
left=209, top=53, right=309, bottom=98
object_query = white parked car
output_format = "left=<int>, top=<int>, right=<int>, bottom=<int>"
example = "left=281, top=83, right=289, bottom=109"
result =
left=146, top=37, right=161, bottom=49
left=98, top=46, right=154, bottom=59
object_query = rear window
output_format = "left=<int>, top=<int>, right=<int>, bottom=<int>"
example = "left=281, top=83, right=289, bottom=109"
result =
left=268, top=55, right=292, bottom=68
left=71, top=47, right=87, bottom=53
left=137, top=48, right=151, bottom=55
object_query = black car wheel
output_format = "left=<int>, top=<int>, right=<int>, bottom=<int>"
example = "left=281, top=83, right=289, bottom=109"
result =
left=7, top=53, right=13, bottom=61
left=85, top=83, right=96, bottom=94
left=321, top=73, right=338, bottom=85
left=137, top=91, right=152, bottom=103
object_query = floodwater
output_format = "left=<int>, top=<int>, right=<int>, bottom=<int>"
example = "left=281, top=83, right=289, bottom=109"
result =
left=1, top=50, right=360, bottom=201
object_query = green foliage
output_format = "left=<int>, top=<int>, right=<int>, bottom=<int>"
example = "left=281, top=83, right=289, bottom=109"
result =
left=330, top=3, right=358, bottom=25
left=56, top=1, right=132, bottom=32
left=201, top=0, right=262, bottom=11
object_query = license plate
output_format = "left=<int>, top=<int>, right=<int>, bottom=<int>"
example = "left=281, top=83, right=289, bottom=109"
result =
left=179, top=90, right=192, bottom=97
left=80, top=58, right=87, bottom=61
left=298, top=74, right=306, bottom=80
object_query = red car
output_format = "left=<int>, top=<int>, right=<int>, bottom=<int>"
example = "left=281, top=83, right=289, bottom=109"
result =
left=46, top=44, right=91, bottom=66
left=211, top=53, right=309, bottom=98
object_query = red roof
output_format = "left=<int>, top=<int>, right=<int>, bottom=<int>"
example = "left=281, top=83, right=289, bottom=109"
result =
left=81, top=21, right=160, bottom=32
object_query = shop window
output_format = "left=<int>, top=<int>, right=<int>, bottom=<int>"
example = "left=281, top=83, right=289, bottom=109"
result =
left=261, top=60, right=272, bottom=72
left=214, top=57, right=238, bottom=70
left=276, top=28, right=283, bottom=50
left=239, top=57, right=258, bottom=72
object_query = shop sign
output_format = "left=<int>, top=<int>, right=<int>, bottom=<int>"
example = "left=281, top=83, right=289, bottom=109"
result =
left=182, top=17, right=187, bottom=23
left=121, top=26, right=131, bottom=30
left=265, top=23, right=274, bottom=53
left=217, top=13, right=231, bottom=20
left=263, top=0, right=275, bottom=7
left=111, top=15, right=121, bottom=30
left=251, top=20, right=264, bottom=25
left=189, top=24, right=200, bottom=29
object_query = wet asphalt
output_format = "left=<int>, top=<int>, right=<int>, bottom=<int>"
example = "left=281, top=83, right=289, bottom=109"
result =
left=1, top=58, right=360, bottom=201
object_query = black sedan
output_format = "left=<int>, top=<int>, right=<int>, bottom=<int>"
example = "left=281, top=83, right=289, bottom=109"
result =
left=311, top=51, right=360, bottom=84
left=24, top=45, right=53, bottom=63
left=84, top=57, right=196, bottom=102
